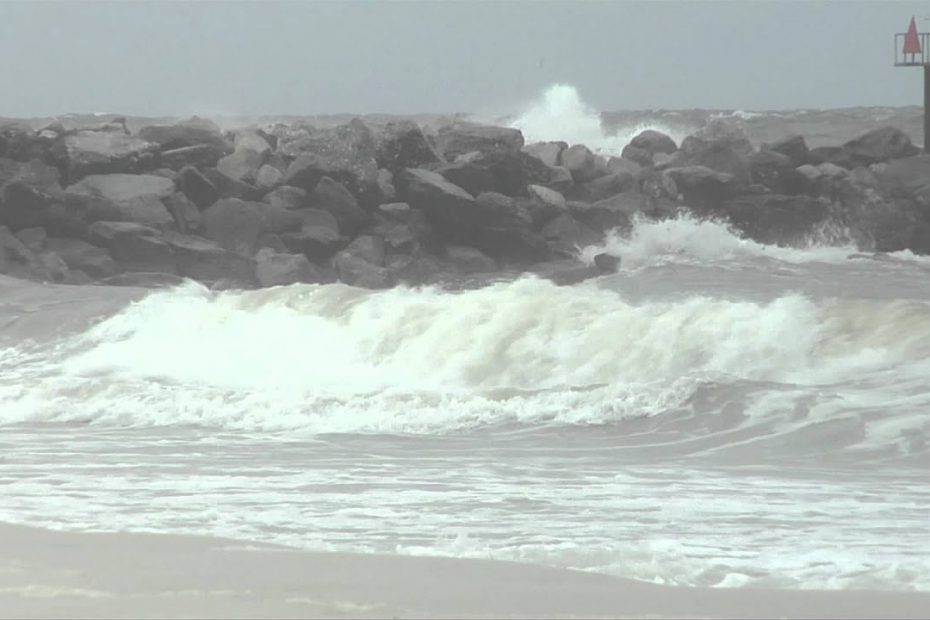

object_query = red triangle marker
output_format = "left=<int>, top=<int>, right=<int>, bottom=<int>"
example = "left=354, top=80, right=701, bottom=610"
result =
left=904, top=16, right=922, bottom=55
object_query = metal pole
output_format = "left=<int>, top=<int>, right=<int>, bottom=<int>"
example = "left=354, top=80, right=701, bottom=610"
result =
left=924, top=64, right=930, bottom=153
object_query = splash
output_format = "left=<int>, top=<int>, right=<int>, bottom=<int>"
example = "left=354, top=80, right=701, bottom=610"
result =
left=507, top=84, right=690, bottom=155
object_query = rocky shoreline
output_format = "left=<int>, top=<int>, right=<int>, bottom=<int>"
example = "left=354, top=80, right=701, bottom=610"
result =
left=2, top=113, right=930, bottom=290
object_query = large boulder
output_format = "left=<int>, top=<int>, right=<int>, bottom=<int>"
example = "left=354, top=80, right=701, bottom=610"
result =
left=561, top=144, right=601, bottom=183
left=0, top=225, right=68, bottom=282
left=762, top=135, right=809, bottom=167
left=307, top=176, right=369, bottom=236
left=65, top=173, right=176, bottom=228
left=431, top=122, right=524, bottom=160
left=201, top=198, right=301, bottom=255
left=570, top=170, right=636, bottom=202
left=629, top=129, right=677, bottom=155
left=63, top=131, right=160, bottom=182
left=528, top=259, right=601, bottom=286
left=879, top=155, right=930, bottom=204
left=372, top=120, right=442, bottom=172
left=541, top=213, right=601, bottom=257
left=215, top=131, right=272, bottom=184
left=367, top=202, right=436, bottom=255
left=264, top=185, right=307, bottom=211
left=332, top=235, right=392, bottom=288
left=569, top=192, right=661, bottom=233
left=279, top=208, right=346, bottom=261
left=676, top=136, right=752, bottom=184
left=176, top=165, right=219, bottom=209
left=0, top=159, right=69, bottom=231
left=445, top=245, right=497, bottom=274
left=255, top=248, right=325, bottom=287
left=663, top=166, right=740, bottom=211
left=0, top=124, right=49, bottom=162
left=436, top=161, right=496, bottom=196
left=721, top=194, right=828, bottom=245
left=137, top=117, right=232, bottom=166
left=522, top=141, right=566, bottom=167
left=843, top=126, right=919, bottom=167
left=749, top=150, right=810, bottom=195
left=86, top=221, right=176, bottom=273
left=396, top=168, right=479, bottom=242
left=163, top=192, right=202, bottom=234
left=45, top=236, right=118, bottom=278
left=279, top=120, right=379, bottom=201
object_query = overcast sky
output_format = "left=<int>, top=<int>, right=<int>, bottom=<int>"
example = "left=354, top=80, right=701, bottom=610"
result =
left=0, top=1, right=928, bottom=117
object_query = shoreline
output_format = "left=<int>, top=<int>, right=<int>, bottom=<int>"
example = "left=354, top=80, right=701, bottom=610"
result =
left=2, top=523, right=930, bottom=619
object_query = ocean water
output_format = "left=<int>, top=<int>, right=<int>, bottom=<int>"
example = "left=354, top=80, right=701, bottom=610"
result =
left=2, top=88, right=930, bottom=592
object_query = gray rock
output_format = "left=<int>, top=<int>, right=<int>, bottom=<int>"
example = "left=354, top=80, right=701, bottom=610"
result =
left=216, top=131, right=271, bottom=184
left=280, top=208, right=346, bottom=261
left=342, top=235, right=385, bottom=266
left=620, top=144, right=654, bottom=168
left=98, top=272, right=186, bottom=288
left=436, top=162, right=494, bottom=196
left=541, top=213, right=601, bottom=256
left=264, top=185, right=307, bottom=211
left=15, top=227, right=47, bottom=252
left=376, top=168, right=397, bottom=203
left=723, top=194, right=828, bottom=245
left=445, top=245, right=497, bottom=274
left=64, top=131, right=160, bottom=181
left=663, top=166, right=740, bottom=211
left=397, top=168, right=479, bottom=242
left=201, top=198, right=301, bottom=255
left=528, top=259, right=600, bottom=286
left=763, top=135, right=809, bottom=167
left=66, top=173, right=175, bottom=228
left=307, top=176, right=370, bottom=236
left=571, top=171, right=636, bottom=203
left=255, top=164, right=284, bottom=191
left=522, top=141, right=566, bottom=167
left=561, top=144, right=601, bottom=183
left=45, top=236, right=119, bottom=278
left=176, top=166, right=219, bottom=209
left=629, top=129, right=677, bottom=155
left=160, top=145, right=224, bottom=170
left=332, top=252, right=392, bottom=288
left=749, top=150, right=810, bottom=195
left=843, top=126, right=919, bottom=167
left=432, top=122, right=524, bottom=160
left=594, top=252, right=621, bottom=273
left=137, top=118, right=231, bottom=158
left=164, top=192, right=202, bottom=234
left=86, top=221, right=176, bottom=273
left=373, top=120, right=442, bottom=172
left=677, top=136, right=752, bottom=184
left=255, top=249, right=323, bottom=286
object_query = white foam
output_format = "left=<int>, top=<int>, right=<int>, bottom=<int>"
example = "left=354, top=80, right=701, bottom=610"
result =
left=507, top=84, right=689, bottom=156
left=579, top=213, right=861, bottom=268
left=2, top=275, right=930, bottom=434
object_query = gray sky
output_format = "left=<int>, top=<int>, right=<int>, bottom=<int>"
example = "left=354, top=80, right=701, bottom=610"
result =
left=0, top=0, right=928, bottom=117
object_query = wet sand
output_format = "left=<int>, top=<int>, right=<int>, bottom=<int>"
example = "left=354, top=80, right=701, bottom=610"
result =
left=1, top=523, right=929, bottom=619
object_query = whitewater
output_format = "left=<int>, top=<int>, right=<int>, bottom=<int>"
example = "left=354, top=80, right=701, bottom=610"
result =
left=2, top=86, right=930, bottom=596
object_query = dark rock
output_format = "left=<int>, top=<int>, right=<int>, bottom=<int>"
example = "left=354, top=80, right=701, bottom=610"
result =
left=630, top=129, right=677, bottom=155
left=546, top=165, right=574, bottom=193
left=468, top=150, right=560, bottom=196
left=161, top=230, right=256, bottom=282
left=98, top=272, right=186, bottom=288
left=0, top=160, right=68, bottom=231
left=216, top=131, right=271, bottom=184
left=15, top=227, right=47, bottom=252
left=693, top=118, right=754, bottom=154
left=620, top=144, right=654, bottom=168
left=332, top=251, right=392, bottom=289
left=45, top=236, right=119, bottom=278
left=722, top=194, right=828, bottom=245
left=279, top=121, right=379, bottom=201
left=432, top=122, right=524, bottom=160
left=663, top=166, right=740, bottom=211
left=396, top=168, right=478, bottom=242
left=437, top=162, right=495, bottom=196
left=376, top=168, right=397, bottom=203
left=164, top=192, right=202, bottom=234
left=843, top=126, right=919, bottom=167
left=571, top=171, right=636, bottom=202
left=264, top=185, right=307, bottom=210
left=561, top=144, right=601, bottom=183
left=677, top=136, right=752, bottom=184
left=541, top=212, right=601, bottom=256
left=528, top=259, right=600, bottom=286
left=280, top=208, right=346, bottom=261
left=254, top=248, right=324, bottom=286
left=522, top=141, right=566, bottom=167
left=749, top=150, right=811, bottom=195
left=201, top=167, right=260, bottom=201
left=475, top=191, right=533, bottom=230
left=471, top=226, right=552, bottom=266
left=880, top=155, right=930, bottom=204
left=175, top=165, right=219, bottom=210
left=524, top=184, right=568, bottom=227
left=594, top=253, right=620, bottom=273
left=0, top=124, right=47, bottom=162
left=763, top=135, right=809, bottom=167
left=445, top=245, right=497, bottom=274
left=343, top=235, right=385, bottom=266
left=160, top=145, right=224, bottom=170
left=373, top=120, right=442, bottom=172
left=63, top=131, right=160, bottom=182
left=255, top=164, right=284, bottom=191
left=808, top=146, right=856, bottom=169
left=0, top=225, right=58, bottom=281
left=87, top=221, right=176, bottom=273
left=137, top=118, right=231, bottom=160
left=65, top=173, right=175, bottom=228
left=307, top=176, right=370, bottom=236
left=201, top=198, right=301, bottom=255
left=368, top=202, right=435, bottom=254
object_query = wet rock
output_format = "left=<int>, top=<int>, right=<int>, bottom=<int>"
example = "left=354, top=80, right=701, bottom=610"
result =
left=721, top=194, right=828, bottom=245
left=255, top=248, right=324, bottom=286
left=280, top=208, right=346, bottom=261
left=629, top=129, right=677, bottom=155
left=432, top=122, right=524, bottom=160
left=137, top=117, right=231, bottom=163
left=45, top=236, right=119, bottom=278
left=843, top=126, right=919, bottom=167
left=763, top=135, right=810, bottom=167
left=65, top=173, right=175, bottom=228
left=663, top=166, right=740, bottom=211
left=176, top=165, right=219, bottom=209
left=541, top=212, right=601, bottom=256
left=164, top=192, right=202, bottom=234
left=279, top=121, right=379, bottom=200
left=160, top=145, right=223, bottom=170
left=86, top=221, right=176, bottom=273
left=307, top=176, right=369, bottom=236
left=749, top=150, right=810, bottom=195
left=571, top=171, right=636, bottom=202
left=98, top=272, right=187, bottom=288
left=373, top=120, right=442, bottom=172
left=593, top=252, right=620, bottom=273
left=255, top=164, right=284, bottom=191
left=437, top=162, right=494, bottom=196
left=396, top=168, right=478, bottom=242
left=216, top=131, right=271, bottom=184
left=264, top=185, right=307, bottom=211
left=561, top=144, right=601, bottom=183
left=445, top=245, right=497, bottom=274
left=201, top=198, right=301, bottom=255
left=528, top=259, right=600, bottom=286
left=522, top=141, right=566, bottom=167
left=63, top=131, right=160, bottom=182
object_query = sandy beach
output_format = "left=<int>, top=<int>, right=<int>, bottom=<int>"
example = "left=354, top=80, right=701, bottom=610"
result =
left=0, top=523, right=928, bottom=619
